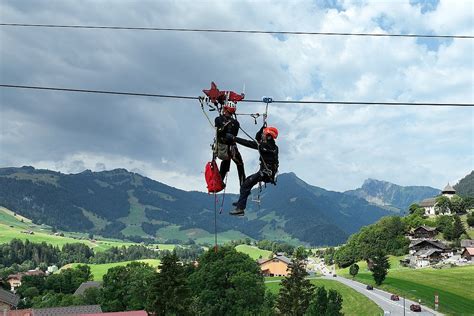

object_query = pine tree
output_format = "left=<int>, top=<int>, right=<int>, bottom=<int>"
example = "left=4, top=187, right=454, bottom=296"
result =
left=146, top=253, right=192, bottom=316
left=452, top=214, right=466, bottom=240
left=371, top=252, right=390, bottom=286
left=326, top=289, right=343, bottom=316
left=276, top=256, right=314, bottom=315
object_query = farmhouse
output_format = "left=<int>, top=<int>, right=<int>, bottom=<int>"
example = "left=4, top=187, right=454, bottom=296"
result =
left=7, top=269, right=45, bottom=292
left=460, top=239, right=474, bottom=248
left=411, top=226, right=437, bottom=239
left=74, top=281, right=102, bottom=296
left=408, top=239, right=451, bottom=268
left=258, top=254, right=292, bottom=277
left=461, top=248, right=474, bottom=262
left=0, top=288, right=19, bottom=312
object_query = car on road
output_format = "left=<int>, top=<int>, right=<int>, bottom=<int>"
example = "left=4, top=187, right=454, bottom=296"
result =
left=366, top=285, right=373, bottom=290
left=390, top=294, right=400, bottom=301
left=332, top=274, right=337, bottom=277
left=410, top=304, right=421, bottom=312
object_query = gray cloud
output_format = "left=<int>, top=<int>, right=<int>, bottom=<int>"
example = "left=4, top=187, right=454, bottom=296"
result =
left=0, top=0, right=473, bottom=192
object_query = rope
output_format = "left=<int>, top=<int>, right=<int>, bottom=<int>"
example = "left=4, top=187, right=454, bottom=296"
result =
left=1, top=84, right=473, bottom=107
left=219, top=174, right=228, bottom=214
left=214, top=192, right=218, bottom=253
left=1, top=23, right=472, bottom=39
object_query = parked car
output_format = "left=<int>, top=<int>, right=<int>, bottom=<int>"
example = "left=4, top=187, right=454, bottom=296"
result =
left=410, top=304, right=421, bottom=312
left=390, top=294, right=400, bottom=301
left=366, top=285, right=374, bottom=290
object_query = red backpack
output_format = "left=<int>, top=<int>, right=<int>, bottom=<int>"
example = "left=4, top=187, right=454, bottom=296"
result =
left=205, top=160, right=223, bottom=193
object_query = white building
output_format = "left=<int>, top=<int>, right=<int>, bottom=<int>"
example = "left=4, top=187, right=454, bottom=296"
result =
left=420, top=183, right=455, bottom=216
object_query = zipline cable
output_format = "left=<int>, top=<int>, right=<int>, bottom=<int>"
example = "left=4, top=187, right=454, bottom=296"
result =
left=1, top=23, right=472, bottom=39
left=1, top=84, right=473, bottom=107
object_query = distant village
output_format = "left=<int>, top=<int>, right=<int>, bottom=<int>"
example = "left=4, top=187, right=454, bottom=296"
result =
left=403, top=184, right=474, bottom=268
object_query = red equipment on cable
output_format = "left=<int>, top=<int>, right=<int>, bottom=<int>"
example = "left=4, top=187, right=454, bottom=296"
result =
left=205, top=160, right=224, bottom=193
left=203, top=81, right=245, bottom=104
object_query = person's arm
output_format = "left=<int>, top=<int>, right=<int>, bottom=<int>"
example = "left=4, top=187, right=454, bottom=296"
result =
left=255, top=125, right=264, bottom=142
left=234, top=136, right=258, bottom=150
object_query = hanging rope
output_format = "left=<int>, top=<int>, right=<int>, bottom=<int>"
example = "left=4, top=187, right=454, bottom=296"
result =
left=213, top=192, right=218, bottom=253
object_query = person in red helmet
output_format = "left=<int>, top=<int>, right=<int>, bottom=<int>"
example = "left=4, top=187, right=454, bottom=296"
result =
left=214, top=101, right=246, bottom=187
left=228, top=124, right=279, bottom=216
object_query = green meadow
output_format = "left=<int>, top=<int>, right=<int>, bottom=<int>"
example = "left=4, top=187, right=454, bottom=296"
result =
left=0, top=206, right=176, bottom=251
left=265, top=277, right=382, bottom=316
left=61, top=259, right=162, bottom=281
left=338, top=258, right=474, bottom=315
left=235, top=244, right=273, bottom=260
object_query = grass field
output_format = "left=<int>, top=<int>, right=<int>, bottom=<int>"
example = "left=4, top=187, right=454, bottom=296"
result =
left=61, top=259, right=162, bottom=280
left=338, top=259, right=474, bottom=315
left=235, top=244, right=272, bottom=260
left=0, top=206, right=177, bottom=251
left=265, top=277, right=382, bottom=316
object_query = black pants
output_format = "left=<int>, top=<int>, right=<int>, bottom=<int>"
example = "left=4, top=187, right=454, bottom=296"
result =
left=219, top=145, right=245, bottom=186
left=235, top=172, right=265, bottom=210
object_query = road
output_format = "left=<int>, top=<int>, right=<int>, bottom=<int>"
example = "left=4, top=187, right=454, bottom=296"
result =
left=323, top=275, right=442, bottom=316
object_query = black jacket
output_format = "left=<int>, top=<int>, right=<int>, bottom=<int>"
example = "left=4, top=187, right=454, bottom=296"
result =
left=215, top=115, right=240, bottom=145
left=235, top=127, right=279, bottom=175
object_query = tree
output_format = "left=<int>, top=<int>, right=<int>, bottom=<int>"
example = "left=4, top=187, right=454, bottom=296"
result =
left=371, top=252, right=390, bottom=286
left=146, top=253, right=192, bottom=316
left=452, top=215, right=466, bottom=240
left=306, top=286, right=343, bottom=316
left=188, top=246, right=265, bottom=315
left=435, top=196, right=451, bottom=214
left=101, top=262, right=156, bottom=312
left=326, top=289, right=343, bottom=316
left=467, top=212, right=474, bottom=227
left=307, top=286, right=328, bottom=315
left=450, top=195, right=467, bottom=214
left=276, top=256, right=314, bottom=315
left=349, top=263, right=359, bottom=279
left=409, top=203, right=422, bottom=214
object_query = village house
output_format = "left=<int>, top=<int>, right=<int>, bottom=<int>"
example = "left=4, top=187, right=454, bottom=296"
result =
left=258, top=253, right=292, bottom=277
left=420, top=183, right=455, bottom=216
left=73, top=281, right=102, bottom=296
left=411, top=226, right=437, bottom=239
left=408, top=239, right=451, bottom=268
left=0, top=288, right=20, bottom=312
left=7, top=269, right=46, bottom=292
left=461, top=248, right=474, bottom=262
left=460, top=239, right=474, bottom=248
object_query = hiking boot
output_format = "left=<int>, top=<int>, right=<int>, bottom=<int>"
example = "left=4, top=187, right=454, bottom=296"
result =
left=229, top=208, right=245, bottom=216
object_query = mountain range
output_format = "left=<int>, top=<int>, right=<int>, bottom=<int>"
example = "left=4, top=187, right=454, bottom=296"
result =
left=344, top=178, right=440, bottom=212
left=0, top=166, right=450, bottom=246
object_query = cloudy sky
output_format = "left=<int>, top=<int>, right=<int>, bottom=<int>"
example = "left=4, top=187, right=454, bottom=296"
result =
left=0, top=0, right=473, bottom=193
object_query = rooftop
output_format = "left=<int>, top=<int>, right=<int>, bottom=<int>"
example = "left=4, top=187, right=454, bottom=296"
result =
left=442, top=183, right=456, bottom=193
left=0, top=287, right=20, bottom=307
left=74, top=281, right=102, bottom=296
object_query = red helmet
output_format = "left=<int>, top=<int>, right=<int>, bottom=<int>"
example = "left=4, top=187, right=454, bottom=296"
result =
left=223, top=101, right=236, bottom=114
left=263, top=126, right=278, bottom=139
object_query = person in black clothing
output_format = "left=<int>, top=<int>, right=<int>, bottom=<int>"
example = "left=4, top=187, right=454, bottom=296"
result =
left=214, top=101, right=246, bottom=186
left=228, top=125, right=279, bottom=216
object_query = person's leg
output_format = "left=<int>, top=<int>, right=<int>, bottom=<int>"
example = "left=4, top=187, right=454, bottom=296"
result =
left=219, top=159, right=230, bottom=183
left=231, top=146, right=246, bottom=186
left=231, top=172, right=262, bottom=215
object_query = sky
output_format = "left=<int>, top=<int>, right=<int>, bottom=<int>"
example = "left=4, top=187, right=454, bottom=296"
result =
left=0, top=0, right=473, bottom=193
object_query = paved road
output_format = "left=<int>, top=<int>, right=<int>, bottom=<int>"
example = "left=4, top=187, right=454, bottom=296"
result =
left=323, top=275, right=443, bottom=316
